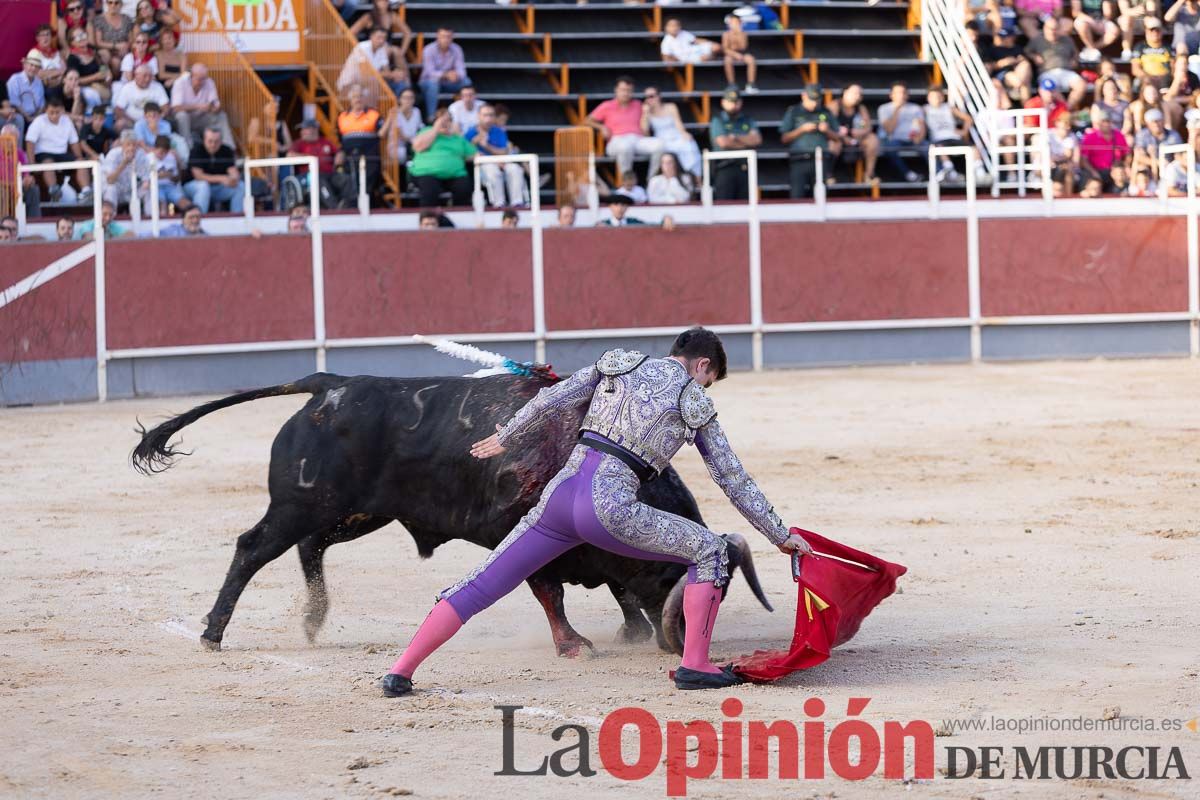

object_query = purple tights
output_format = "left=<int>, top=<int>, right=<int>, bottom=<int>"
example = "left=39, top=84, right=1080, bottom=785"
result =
left=443, top=448, right=709, bottom=623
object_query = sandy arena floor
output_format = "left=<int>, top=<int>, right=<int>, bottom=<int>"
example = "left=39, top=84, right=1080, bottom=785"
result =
left=1, top=359, right=1198, bottom=799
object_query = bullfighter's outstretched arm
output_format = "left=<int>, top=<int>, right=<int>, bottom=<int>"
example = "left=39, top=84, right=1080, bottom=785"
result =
left=495, top=365, right=602, bottom=448
left=694, top=418, right=792, bottom=546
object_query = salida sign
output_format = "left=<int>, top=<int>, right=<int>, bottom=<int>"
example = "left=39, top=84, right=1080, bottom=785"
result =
left=176, top=0, right=305, bottom=63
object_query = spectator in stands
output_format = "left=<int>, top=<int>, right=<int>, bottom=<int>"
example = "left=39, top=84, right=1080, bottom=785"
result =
left=101, top=130, right=151, bottom=209
left=0, top=217, right=19, bottom=242
left=1107, top=161, right=1132, bottom=192
left=982, top=26, right=1033, bottom=105
left=133, top=0, right=178, bottom=49
left=1166, top=0, right=1200, bottom=55
left=58, top=0, right=88, bottom=51
left=722, top=14, right=758, bottom=94
left=76, top=200, right=131, bottom=238
left=384, top=87, right=423, bottom=165
left=350, top=0, right=414, bottom=64
left=29, top=25, right=67, bottom=90
left=90, top=0, right=133, bottom=75
left=587, top=76, right=664, bottom=180
left=597, top=190, right=646, bottom=226
left=1091, top=77, right=1130, bottom=128
left=1080, top=110, right=1132, bottom=188
left=290, top=119, right=357, bottom=209
left=925, top=87, right=976, bottom=182
left=1072, top=0, right=1120, bottom=61
left=7, top=56, right=47, bottom=140
left=156, top=28, right=187, bottom=91
left=1047, top=111, right=1081, bottom=194
left=81, top=108, right=114, bottom=160
left=171, top=64, right=234, bottom=147
left=1118, top=0, right=1159, bottom=60
left=287, top=205, right=310, bottom=234
left=343, top=27, right=409, bottom=98
left=133, top=101, right=171, bottom=149
left=419, top=28, right=471, bottom=122
left=331, top=0, right=360, bottom=26
left=26, top=96, right=86, bottom=204
left=877, top=82, right=927, bottom=182
left=184, top=126, right=244, bottom=213
left=660, top=18, right=722, bottom=70
left=115, top=32, right=158, bottom=97
left=160, top=205, right=207, bottom=237
left=338, top=84, right=384, bottom=201
left=151, top=134, right=189, bottom=211
left=1132, top=18, right=1173, bottom=90
left=449, top=86, right=484, bottom=135
left=617, top=171, right=648, bottom=204
left=641, top=87, right=702, bottom=177
left=56, top=217, right=75, bottom=240
left=709, top=88, right=761, bottom=200
left=1127, top=81, right=1182, bottom=134
left=67, top=27, right=111, bottom=107
left=500, top=208, right=519, bottom=229
left=418, top=210, right=441, bottom=230
left=1025, top=17, right=1087, bottom=109
left=1132, top=107, right=1181, bottom=176
left=986, top=0, right=1022, bottom=36
left=1129, top=167, right=1156, bottom=194
left=829, top=84, right=880, bottom=182
left=409, top=107, right=475, bottom=207
left=647, top=152, right=694, bottom=204
left=1025, top=76, right=1071, bottom=127
left=114, top=64, right=169, bottom=132
left=61, top=69, right=99, bottom=125
left=780, top=83, right=836, bottom=198
left=557, top=205, right=576, bottom=227
left=465, top=103, right=526, bottom=207
left=2, top=122, right=42, bottom=219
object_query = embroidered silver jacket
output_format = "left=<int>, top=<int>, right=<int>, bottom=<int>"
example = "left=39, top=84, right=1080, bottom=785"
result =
left=496, top=349, right=790, bottom=546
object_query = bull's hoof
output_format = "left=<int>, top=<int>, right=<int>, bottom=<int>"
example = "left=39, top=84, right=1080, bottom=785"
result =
left=615, top=621, right=653, bottom=644
left=555, top=635, right=595, bottom=658
left=200, top=635, right=221, bottom=652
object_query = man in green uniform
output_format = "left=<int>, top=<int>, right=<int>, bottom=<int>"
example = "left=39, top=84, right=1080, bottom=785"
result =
left=708, top=88, right=761, bottom=200
left=780, top=83, right=837, bottom=199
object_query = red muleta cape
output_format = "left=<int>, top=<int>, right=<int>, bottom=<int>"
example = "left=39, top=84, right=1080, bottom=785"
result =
left=732, top=528, right=907, bottom=683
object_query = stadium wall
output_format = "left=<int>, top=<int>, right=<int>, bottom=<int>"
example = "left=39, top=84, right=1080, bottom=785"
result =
left=0, top=216, right=1190, bottom=405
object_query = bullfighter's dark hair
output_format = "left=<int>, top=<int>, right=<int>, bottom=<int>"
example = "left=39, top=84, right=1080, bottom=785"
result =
left=670, top=327, right=728, bottom=381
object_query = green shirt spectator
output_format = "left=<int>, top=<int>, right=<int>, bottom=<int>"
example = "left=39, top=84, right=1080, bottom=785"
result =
left=781, top=93, right=834, bottom=155
left=409, top=126, right=475, bottom=179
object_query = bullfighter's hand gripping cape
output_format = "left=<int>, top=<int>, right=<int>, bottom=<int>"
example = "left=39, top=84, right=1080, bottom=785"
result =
left=732, top=528, right=907, bottom=682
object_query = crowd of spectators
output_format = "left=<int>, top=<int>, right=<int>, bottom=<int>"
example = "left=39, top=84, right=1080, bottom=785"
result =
left=971, top=0, right=1200, bottom=196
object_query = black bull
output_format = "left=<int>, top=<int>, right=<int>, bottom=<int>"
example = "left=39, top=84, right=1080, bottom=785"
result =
left=131, top=371, right=772, bottom=655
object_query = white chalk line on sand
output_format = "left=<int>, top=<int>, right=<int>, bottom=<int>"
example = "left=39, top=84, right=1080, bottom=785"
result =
left=154, top=618, right=603, bottom=727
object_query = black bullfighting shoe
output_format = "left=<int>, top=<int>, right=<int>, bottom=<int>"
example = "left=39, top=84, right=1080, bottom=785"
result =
left=380, top=673, right=414, bottom=697
left=673, top=665, right=746, bottom=690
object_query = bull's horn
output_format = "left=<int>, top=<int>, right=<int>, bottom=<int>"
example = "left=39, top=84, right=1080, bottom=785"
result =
left=660, top=574, right=688, bottom=655
left=726, top=533, right=774, bottom=613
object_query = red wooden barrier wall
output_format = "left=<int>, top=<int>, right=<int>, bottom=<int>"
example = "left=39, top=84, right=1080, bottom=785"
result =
left=0, top=217, right=1191, bottom=367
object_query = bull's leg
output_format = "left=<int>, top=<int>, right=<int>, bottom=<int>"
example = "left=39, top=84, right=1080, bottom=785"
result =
left=297, top=534, right=331, bottom=644
left=525, top=573, right=595, bottom=658
left=201, top=505, right=317, bottom=650
left=608, top=582, right=653, bottom=644
left=296, top=516, right=391, bottom=643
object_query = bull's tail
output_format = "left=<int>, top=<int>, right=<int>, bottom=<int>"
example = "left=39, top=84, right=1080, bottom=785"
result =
left=130, top=372, right=346, bottom=475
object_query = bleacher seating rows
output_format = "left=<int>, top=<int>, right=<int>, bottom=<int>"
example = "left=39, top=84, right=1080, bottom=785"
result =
left=347, top=0, right=935, bottom=199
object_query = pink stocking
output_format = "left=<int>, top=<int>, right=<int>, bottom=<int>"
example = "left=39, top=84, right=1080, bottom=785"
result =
left=389, top=599, right=464, bottom=679
left=680, top=581, right=724, bottom=674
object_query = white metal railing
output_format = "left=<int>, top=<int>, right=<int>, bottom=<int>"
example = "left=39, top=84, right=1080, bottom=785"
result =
left=13, top=159, right=107, bottom=399
left=239, top=155, right=324, bottom=368
left=471, top=153, right=546, bottom=363
left=926, top=145, right=982, bottom=359
left=921, top=0, right=998, bottom=173
left=701, top=148, right=763, bottom=369
left=1159, top=142, right=1199, bottom=354
left=984, top=108, right=1052, bottom=200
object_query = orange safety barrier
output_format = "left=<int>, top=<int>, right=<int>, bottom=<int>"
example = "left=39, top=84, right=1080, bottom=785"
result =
left=0, top=134, right=17, bottom=220
left=306, top=0, right=400, bottom=204
left=554, top=126, right=593, bottom=208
